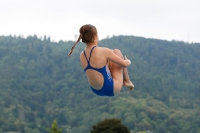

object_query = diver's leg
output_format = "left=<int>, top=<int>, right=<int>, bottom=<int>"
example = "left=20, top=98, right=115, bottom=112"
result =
left=123, top=64, right=134, bottom=91
left=108, top=49, right=134, bottom=94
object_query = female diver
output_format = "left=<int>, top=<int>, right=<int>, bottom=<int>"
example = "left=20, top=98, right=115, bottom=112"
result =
left=68, top=24, right=134, bottom=96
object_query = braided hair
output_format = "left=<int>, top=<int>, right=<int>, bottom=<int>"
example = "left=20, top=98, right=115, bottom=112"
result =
left=68, top=24, right=97, bottom=56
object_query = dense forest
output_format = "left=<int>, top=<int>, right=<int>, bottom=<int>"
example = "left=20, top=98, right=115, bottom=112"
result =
left=0, top=35, right=200, bottom=133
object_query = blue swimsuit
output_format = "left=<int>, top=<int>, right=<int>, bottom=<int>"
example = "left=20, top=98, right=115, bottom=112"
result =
left=83, top=46, right=114, bottom=96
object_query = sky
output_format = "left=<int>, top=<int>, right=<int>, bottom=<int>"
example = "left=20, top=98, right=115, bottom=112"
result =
left=0, top=0, right=200, bottom=43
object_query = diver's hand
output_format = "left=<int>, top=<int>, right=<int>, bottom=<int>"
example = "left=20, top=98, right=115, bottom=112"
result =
left=124, top=55, right=131, bottom=66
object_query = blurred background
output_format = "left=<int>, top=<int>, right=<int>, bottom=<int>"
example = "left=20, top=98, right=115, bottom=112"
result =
left=0, top=0, right=200, bottom=43
left=0, top=0, right=200, bottom=133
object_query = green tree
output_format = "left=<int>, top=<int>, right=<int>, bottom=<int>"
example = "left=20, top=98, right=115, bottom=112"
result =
left=1, top=35, right=200, bottom=133
left=0, top=129, right=3, bottom=133
left=90, top=118, right=130, bottom=133
left=46, top=120, right=62, bottom=133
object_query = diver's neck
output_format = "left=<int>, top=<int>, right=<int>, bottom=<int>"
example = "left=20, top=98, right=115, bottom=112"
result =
left=86, top=43, right=98, bottom=48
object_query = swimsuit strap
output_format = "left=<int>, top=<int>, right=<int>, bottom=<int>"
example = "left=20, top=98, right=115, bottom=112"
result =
left=83, top=46, right=97, bottom=63
left=88, top=46, right=96, bottom=62
left=83, top=51, right=89, bottom=62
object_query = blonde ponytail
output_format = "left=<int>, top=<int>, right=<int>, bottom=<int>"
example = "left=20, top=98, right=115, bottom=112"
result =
left=68, top=33, right=82, bottom=56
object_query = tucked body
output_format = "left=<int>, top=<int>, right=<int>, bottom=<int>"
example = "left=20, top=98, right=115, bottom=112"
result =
left=68, top=24, right=134, bottom=96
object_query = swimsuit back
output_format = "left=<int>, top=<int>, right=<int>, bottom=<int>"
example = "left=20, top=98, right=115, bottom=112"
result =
left=83, top=46, right=114, bottom=96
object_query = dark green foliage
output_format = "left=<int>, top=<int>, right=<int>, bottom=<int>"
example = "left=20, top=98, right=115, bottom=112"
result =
left=90, top=118, right=130, bottom=133
left=0, top=35, right=200, bottom=133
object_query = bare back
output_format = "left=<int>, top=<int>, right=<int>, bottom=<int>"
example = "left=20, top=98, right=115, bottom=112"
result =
left=80, top=46, right=108, bottom=90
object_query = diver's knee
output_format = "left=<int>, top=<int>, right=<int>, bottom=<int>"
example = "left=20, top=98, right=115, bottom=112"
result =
left=113, top=49, right=121, bottom=53
left=113, top=49, right=123, bottom=58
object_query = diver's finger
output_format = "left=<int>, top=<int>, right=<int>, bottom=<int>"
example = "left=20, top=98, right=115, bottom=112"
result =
left=124, top=55, right=127, bottom=60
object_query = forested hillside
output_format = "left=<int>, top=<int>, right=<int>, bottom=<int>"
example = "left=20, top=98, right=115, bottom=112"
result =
left=0, top=35, right=200, bottom=133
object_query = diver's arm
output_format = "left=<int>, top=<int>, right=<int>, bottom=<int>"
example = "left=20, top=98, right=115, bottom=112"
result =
left=104, top=48, right=131, bottom=67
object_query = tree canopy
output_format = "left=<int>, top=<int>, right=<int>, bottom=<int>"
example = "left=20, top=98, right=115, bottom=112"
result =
left=0, top=35, right=200, bottom=133
left=91, top=118, right=130, bottom=133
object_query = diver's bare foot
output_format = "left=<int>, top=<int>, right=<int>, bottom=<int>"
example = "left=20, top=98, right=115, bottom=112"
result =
left=123, top=81, right=134, bottom=91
